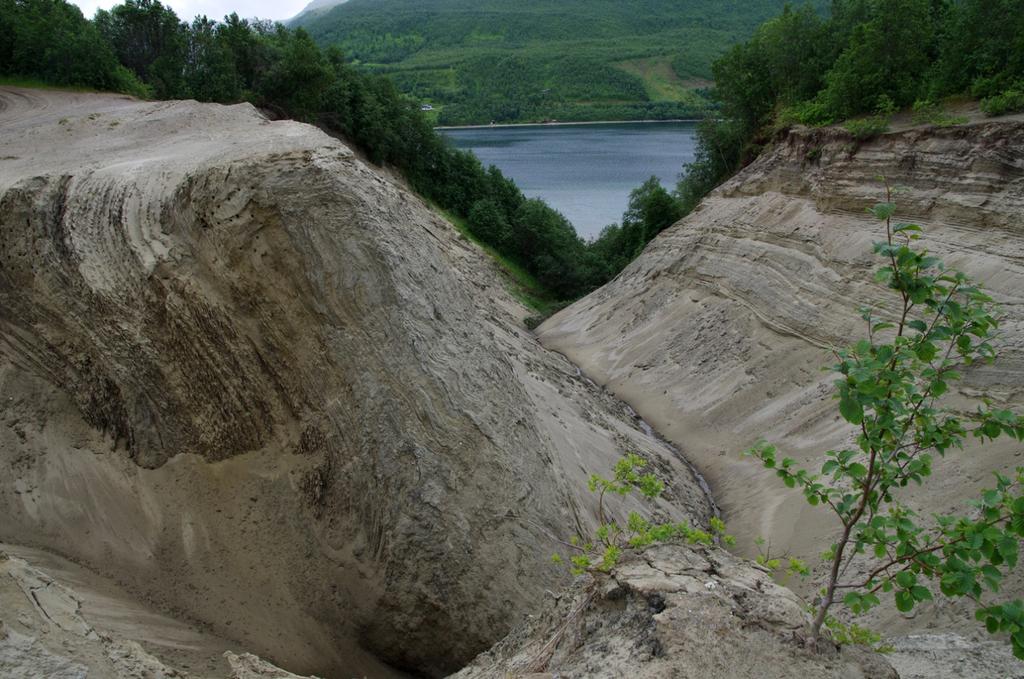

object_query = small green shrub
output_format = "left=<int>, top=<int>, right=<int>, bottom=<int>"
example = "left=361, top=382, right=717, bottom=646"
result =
left=843, top=115, right=889, bottom=141
left=971, top=75, right=1016, bottom=100
left=753, top=536, right=810, bottom=582
left=874, top=94, right=898, bottom=117
left=111, top=65, right=152, bottom=99
left=981, top=88, right=1024, bottom=117
left=780, top=99, right=834, bottom=127
left=911, top=100, right=967, bottom=126
left=823, top=617, right=894, bottom=654
left=552, top=454, right=732, bottom=575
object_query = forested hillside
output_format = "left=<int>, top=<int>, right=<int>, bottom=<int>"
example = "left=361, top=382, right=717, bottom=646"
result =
left=292, top=0, right=827, bottom=125
left=673, top=0, right=1024, bottom=222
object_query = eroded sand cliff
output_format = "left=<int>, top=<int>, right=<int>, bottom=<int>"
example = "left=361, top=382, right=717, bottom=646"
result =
left=5, top=86, right=1021, bottom=678
left=539, top=115, right=1024, bottom=636
left=0, top=87, right=713, bottom=677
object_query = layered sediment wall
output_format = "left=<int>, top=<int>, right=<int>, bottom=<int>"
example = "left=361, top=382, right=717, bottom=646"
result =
left=539, top=115, right=1024, bottom=632
left=0, top=87, right=712, bottom=677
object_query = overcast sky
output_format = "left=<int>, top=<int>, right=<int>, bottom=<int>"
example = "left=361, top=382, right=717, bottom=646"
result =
left=72, top=0, right=309, bottom=23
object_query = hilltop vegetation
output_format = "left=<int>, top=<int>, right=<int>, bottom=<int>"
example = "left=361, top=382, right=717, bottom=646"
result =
left=593, top=0, right=1024, bottom=319
left=674, top=0, right=1024, bottom=220
left=292, top=0, right=826, bottom=125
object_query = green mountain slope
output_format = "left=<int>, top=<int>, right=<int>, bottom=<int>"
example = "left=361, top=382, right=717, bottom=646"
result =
left=293, top=0, right=827, bottom=125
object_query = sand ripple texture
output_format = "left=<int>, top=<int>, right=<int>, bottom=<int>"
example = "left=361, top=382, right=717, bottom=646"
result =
left=0, top=87, right=712, bottom=677
left=539, top=111, right=1024, bottom=640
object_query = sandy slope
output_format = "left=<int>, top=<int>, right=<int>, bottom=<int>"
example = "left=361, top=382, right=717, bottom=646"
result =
left=0, top=87, right=713, bottom=676
left=0, top=544, right=325, bottom=678
left=539, top=116, right=1024, bottom=638
left=1, top=544, right=236, bottom=678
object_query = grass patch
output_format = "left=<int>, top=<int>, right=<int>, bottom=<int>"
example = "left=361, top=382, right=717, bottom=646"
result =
left=981, top=87, right=1024, bottom=117
left=911, top=99, right=968, bottom=126
left=614, top=56, right=702, bottom=104
left=843, top=114, right=889, bottom=140
left=435, top=205, right=567, bottom=317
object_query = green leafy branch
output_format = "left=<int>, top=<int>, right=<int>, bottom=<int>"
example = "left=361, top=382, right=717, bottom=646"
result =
left=553, top=453, right=733, bottom=575
left=822, top=616, right=894, bottom=654
left=745, top=186, right=1024, bottom=654
left=754, top=536, right=810, bottom=583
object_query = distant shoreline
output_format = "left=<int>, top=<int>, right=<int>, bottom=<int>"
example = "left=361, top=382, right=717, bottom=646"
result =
left=434, top=118, right=702, bottom=130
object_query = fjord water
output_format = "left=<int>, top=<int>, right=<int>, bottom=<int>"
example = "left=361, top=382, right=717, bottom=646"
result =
left=441, top=122, right=698, bottom=240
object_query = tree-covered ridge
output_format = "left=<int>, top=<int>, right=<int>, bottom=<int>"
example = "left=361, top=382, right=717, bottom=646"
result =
left=673, top=0, right=1024, bottom=228
left=593, top=0, right=1024, bottom=327
left=293, top=0, right=827, bottom=125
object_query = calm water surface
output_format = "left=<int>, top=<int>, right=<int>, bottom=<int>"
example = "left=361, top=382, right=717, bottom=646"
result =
left=441, top=122, right=698, bottom=240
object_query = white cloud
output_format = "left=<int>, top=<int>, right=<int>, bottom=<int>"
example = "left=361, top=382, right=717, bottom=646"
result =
left=71, top=0, right=310, bottom=23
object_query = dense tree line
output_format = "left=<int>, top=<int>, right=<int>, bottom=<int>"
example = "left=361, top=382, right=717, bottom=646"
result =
left=0, top=0, right=147, bottom=94
left=423, top=51, right=713, bottom=125
left=588, top=177, right=682, bottom=280
left=296, top=0, right=826, bottom=125
left=297, top=0, right=825, bottom=59
left=378, top=49, right=713, bottom=126
left=673, top=0, right=1024, bottom=222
